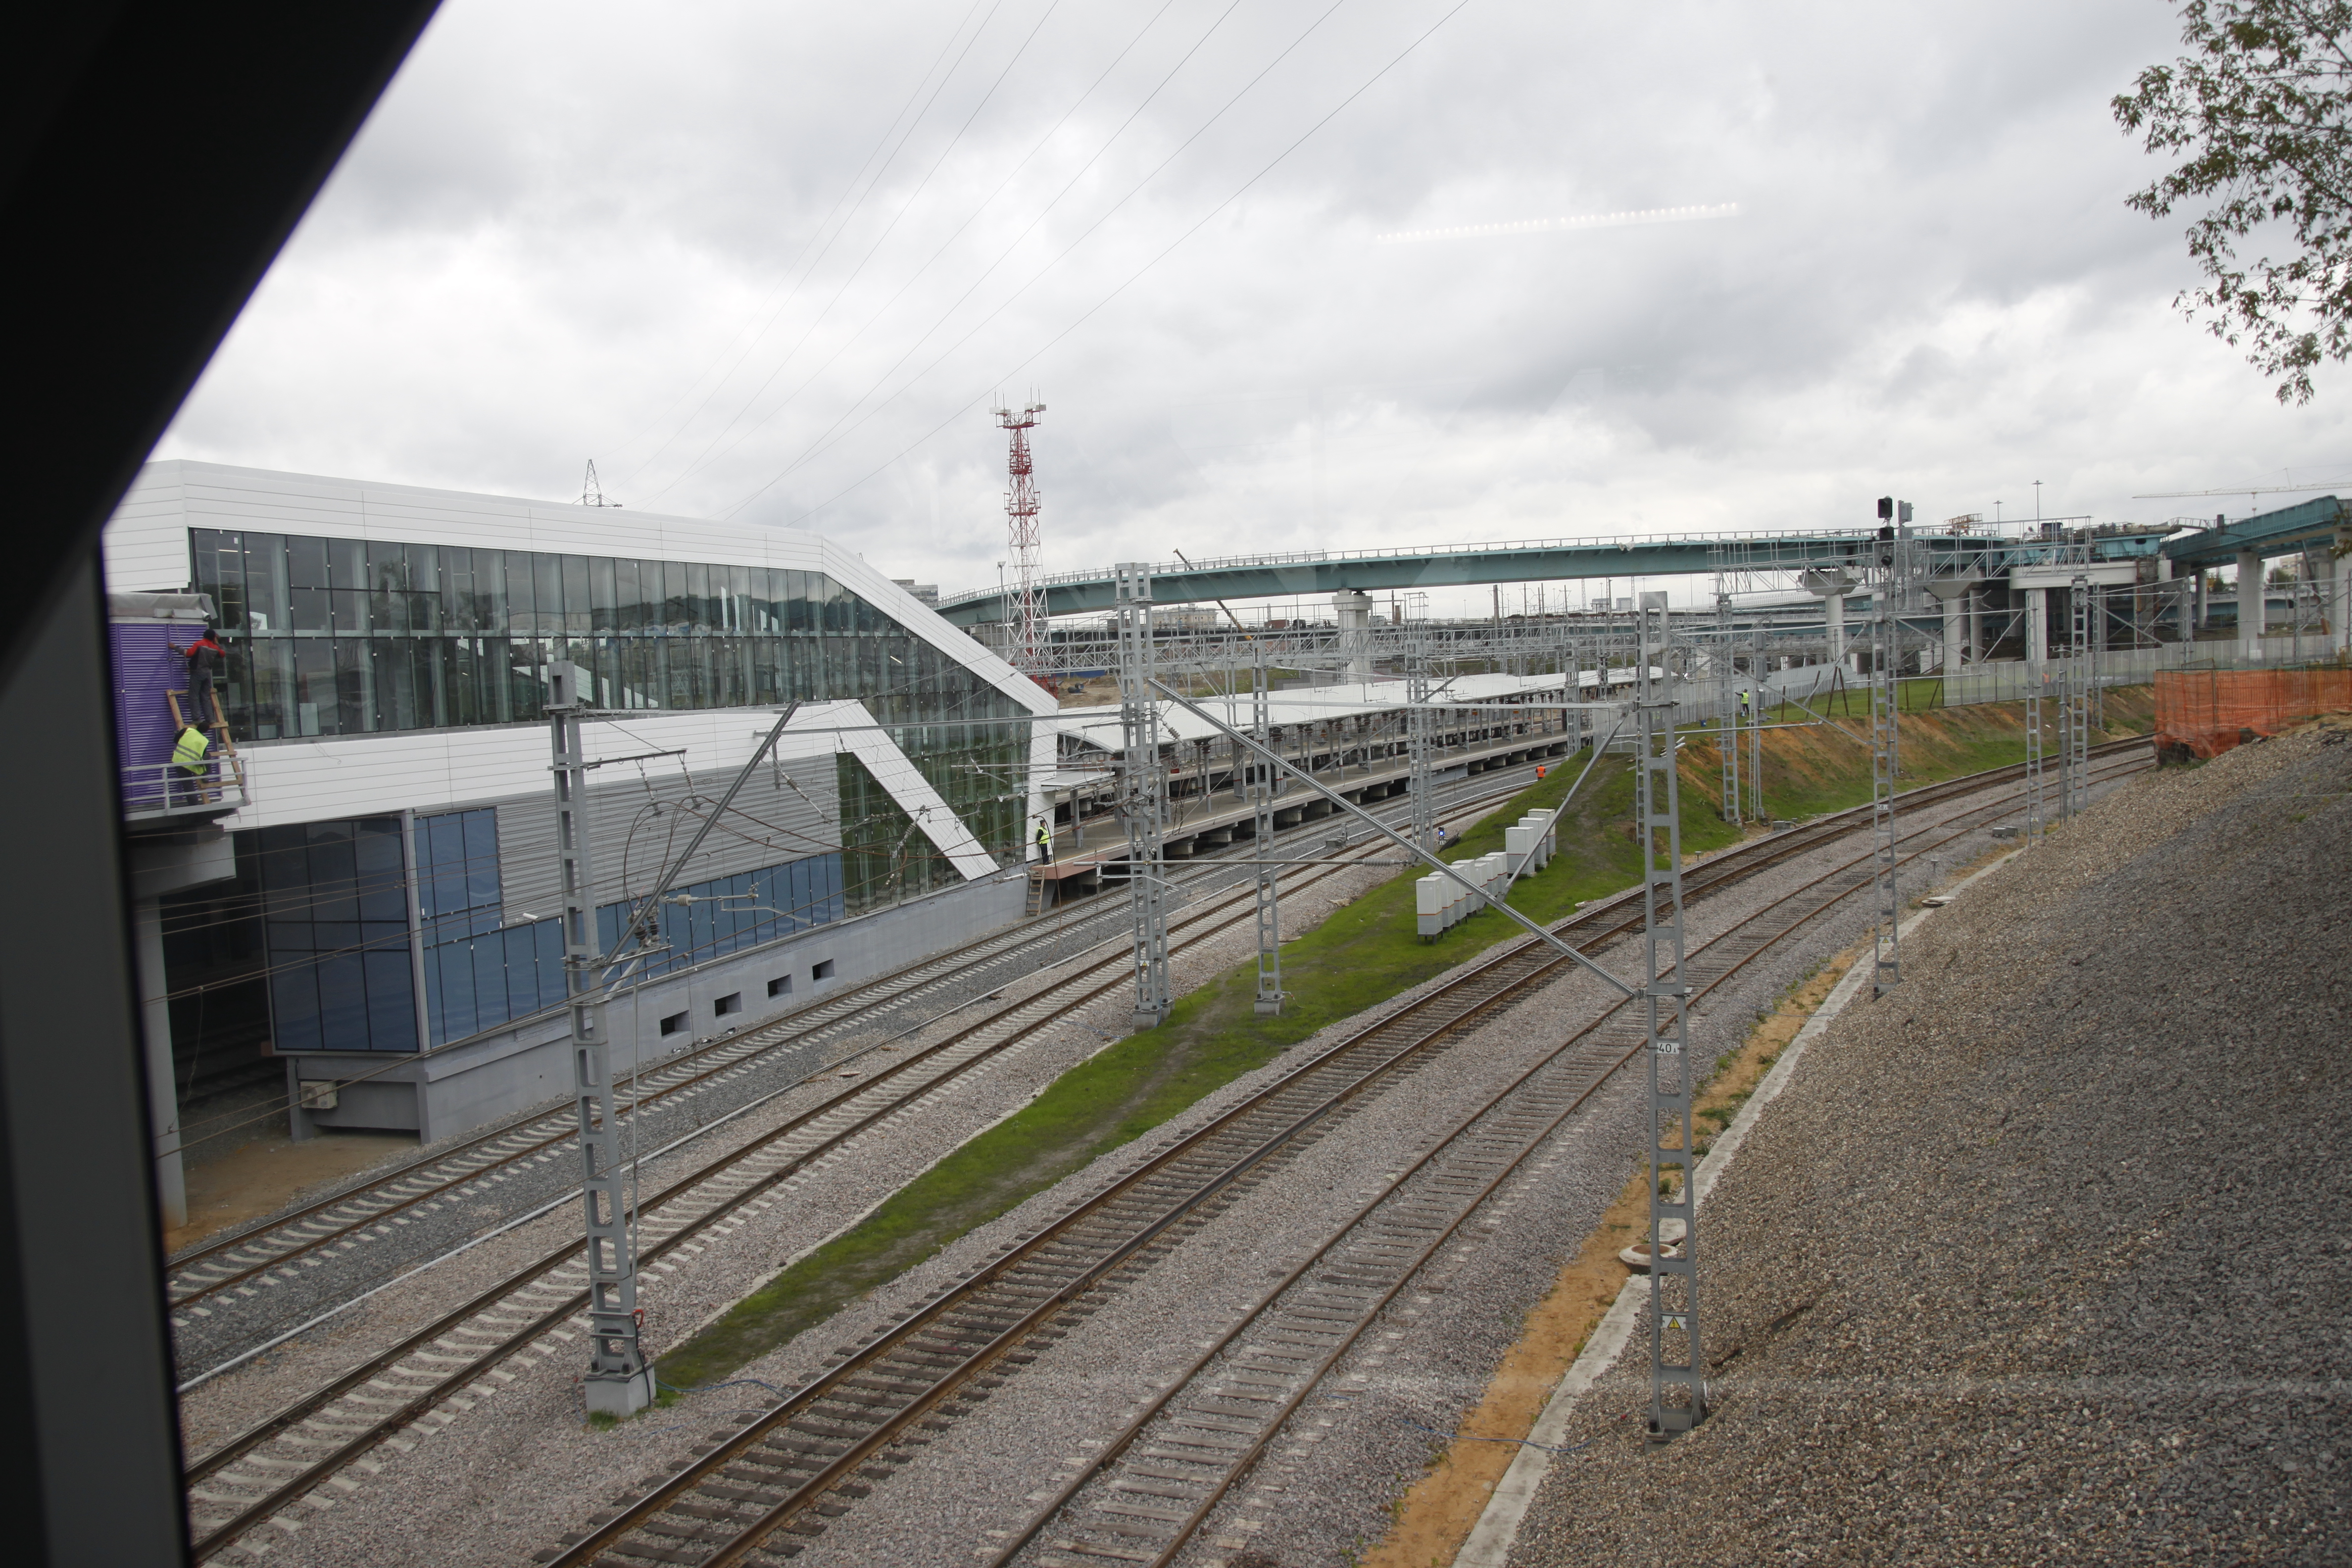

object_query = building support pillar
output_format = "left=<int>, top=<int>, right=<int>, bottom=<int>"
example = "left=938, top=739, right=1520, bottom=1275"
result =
left=132, top=896, right=185, bottom=1231
left=2238, top=545, right=2264, bottom=663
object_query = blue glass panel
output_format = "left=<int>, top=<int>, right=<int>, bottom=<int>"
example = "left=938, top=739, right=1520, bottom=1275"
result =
left=503, top=925, right=538, bottom=1018
left=271, top=966, right=322, bottom=1052
left=472, top=936, right=509, bottom=1033
left=534, top=919, right=564, bottom=1010
left=365, top=948, right=416, bottom=1050
left=465, top=808, right=501, bottom=910
left=314, top=952, right=370, bottom=1047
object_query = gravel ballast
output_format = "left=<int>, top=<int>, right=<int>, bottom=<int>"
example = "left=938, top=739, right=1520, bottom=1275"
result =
left=1506, top=726, right=2352, bottom=1566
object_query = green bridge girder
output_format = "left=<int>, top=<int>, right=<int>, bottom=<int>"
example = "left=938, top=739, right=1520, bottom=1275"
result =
left=937, top=528, right=2169, bottom=627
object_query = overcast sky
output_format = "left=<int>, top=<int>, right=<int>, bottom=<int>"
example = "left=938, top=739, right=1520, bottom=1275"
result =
left=156, top=0, right=2352, bottom=609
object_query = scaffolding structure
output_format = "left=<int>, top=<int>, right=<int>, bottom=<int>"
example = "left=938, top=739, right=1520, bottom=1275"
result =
left=1115, top=563, right=1171, bottom=1027
left=1636, top=591, right=1704, bottom=1440
left=546, top=661, right=651, bottom=1416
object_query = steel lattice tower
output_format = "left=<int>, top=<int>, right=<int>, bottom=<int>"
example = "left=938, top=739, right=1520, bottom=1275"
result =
left=1115, top=564, right=1171, bottom=1026
left=994, top=399, right=1048, bottom=675
left=1634, top=591, right=1703, bottom=1440
left=1867, top=563, right=1904, bottom=997
left=2063, top=574, right=2092, bottom=819
left=546, top=662, right=651, bottom=1415
left=1715, top=591, right=1742, bottom=824
left=1250, top=643, right=1283, bottom=1016
left=1405, top=599, right=1436, bottom=853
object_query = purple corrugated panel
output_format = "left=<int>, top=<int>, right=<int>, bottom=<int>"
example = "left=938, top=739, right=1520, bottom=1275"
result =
left=112, top=622, right=188, bottom=812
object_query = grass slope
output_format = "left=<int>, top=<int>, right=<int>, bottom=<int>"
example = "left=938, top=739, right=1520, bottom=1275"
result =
left=653, top=688, right=2155, bottom=1393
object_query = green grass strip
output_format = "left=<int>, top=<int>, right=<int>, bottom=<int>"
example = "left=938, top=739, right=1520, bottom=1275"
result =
left=654, top=690, right=2156, bottom=1395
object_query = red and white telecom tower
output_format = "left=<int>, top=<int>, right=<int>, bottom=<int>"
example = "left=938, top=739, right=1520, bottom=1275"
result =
left=994, top=397, right=1047, bottom=677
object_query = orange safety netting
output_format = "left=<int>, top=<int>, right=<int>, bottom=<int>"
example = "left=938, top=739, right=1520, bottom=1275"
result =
left=2153, top=667, right=2352, bottom=760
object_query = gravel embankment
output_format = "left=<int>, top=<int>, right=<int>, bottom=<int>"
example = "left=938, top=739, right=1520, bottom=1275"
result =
left=767, top=768, right=2108, bottom=1568
left=1509, top=725, right=2352, bottom=1567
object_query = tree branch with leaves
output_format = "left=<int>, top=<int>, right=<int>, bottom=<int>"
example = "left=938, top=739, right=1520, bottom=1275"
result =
left=2116, top=0, right=2352, bottom=402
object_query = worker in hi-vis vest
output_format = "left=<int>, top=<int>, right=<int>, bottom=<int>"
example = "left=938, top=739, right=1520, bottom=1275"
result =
left=1032, top=816, right=1053, bottom=866
left=172, top=724, right=210, bottom=804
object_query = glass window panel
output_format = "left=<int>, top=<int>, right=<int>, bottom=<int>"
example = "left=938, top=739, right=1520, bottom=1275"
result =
left=472, top=937, right=509, bottom=1033
left=666, top=637, right=703, bottom=709
left=532, top=553, right=562, bottom=637
left=244, top=533, right=289, bottom=636
left=405, top=542, right=441, bottom=633
left=269, top=963, right=323, bottom=1053
left=366, top=540, right=407, bottom=634
left=327, top=536, right=365, bottom=594
left=784, top=570, right=808, bottom=634
left=504, top=552, right=537, bottom=635
left=329, top=588, right=369, bottom=637
left=364, top=947, right=417, bottom=1050
left=590, top=556, right=618, bottom=633
left=685, top=561, right=712, bottom=632
left=465, top=809, right=502, bottom=910
left=354, top=818, right=406, bottom=921
left=562, top=555, right=591, bottom=634
left=615, top=559, right=643, bottom=634
left=502, top=924, right=539, bottom=1018
left=313, top=952, right=370, bottom=1045
left=727, top=565, right=753, bottom=632
left=334, top=637, right=374, bottom=733
left=291, top=640, right=332, bottom=735
left=287, top=535, right=330, bottom=590
left=533, top=918, right=563, bottom=1009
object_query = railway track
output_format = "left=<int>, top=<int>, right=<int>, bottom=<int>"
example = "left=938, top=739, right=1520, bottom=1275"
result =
left=180, top=755, right=1571, bottom=1560
left=532, top=743, right=2147, bottom=1568
left=166, top=748, right=1567, bottom=1324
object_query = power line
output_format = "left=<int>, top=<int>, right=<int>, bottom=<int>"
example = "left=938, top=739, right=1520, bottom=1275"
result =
left=666, top=0, right=1243, bottom=505
left=643, top=0, right=1070, bottom=504
left=744, top=0, right=1479, bottom=527
left=609, top=0, right=1004, bottom=494
left=725, top=0, right=1340, bottom=517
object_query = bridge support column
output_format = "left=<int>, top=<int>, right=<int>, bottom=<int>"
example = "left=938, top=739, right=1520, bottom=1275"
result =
left=1334, top=589, right=1372, bottom=680
left=1799, top=568, right=1856, bottom=670
left=2238, top=546, right=2263, bottom=664
left=1926, top=578, right=1975, bottom=672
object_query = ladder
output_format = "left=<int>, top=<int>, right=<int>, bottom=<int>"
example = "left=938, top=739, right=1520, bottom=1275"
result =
left=1025, top=867, right=1051, bottom=918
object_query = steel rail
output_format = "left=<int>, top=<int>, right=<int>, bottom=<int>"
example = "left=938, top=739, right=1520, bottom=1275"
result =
left=165, top=744, right=1567, bottom=1315
left=539, top=743, right=2149, bottom=1568
left=988, top=753, right=2150, bottom=1568
left=180, top=768, right=1566, bottom=1558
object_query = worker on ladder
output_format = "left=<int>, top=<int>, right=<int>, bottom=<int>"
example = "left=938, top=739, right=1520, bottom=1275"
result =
left=1032, top=815, right=1053, bottom=866
left=172, top=722, right=212, bottom=806
left=176, top=622, right=226, bottom=712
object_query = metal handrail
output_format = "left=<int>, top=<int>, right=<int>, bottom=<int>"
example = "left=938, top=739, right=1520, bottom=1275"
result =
left=121, top=756, right=247, bottom=820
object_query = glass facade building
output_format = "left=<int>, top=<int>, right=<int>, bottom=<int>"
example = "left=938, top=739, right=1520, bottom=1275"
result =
left=180, top=525, right=1034, bottom=1058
